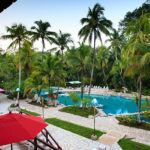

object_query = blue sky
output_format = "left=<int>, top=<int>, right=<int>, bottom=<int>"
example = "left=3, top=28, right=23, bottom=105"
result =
left=0, top=0, right=146, bottom=51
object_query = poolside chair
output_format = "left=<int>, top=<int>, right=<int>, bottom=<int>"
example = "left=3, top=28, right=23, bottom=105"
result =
left=37, top=96, right=41, bottom=104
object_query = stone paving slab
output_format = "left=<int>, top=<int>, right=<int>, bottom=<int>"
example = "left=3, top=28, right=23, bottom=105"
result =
left=107, top=131, right=125, bottom=139
left=98, top=135, right=118, bottom=146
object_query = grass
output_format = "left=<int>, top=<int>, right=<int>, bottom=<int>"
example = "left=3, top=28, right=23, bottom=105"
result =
left=116, top=116, right=150, bottom=131
left=119, top=139, right=150, bottom=150
left=21, top=109, right=41, bottom=116
left=29, top=101, right=48, bottom=107
left=59, top=106, right=98, bottom=118
left=45, top=118, right=105, bottom=139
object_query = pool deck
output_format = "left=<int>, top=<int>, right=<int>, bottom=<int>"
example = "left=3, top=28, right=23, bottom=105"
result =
left=58, top=87, right=150, bottom=99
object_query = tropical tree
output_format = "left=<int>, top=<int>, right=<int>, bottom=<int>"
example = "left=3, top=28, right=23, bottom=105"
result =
left=54, top=30, right=73, bottom=62
left=14, top=41, right=37, bottom=77
left=1, top=24, right=29, bottom=103
left=119, top=2, right=150, bottom=34
left=106, top=29, right=122, bottom=61
left=34, top=53, right=66, bottom=94
left=0, top=54, right=17, bottom=91
left=67, top=44, right=92, bottom=101
left=24, top=74, right=42, bottom=96
left=78, top=3, right=112, bottom=99
left=96, top=46, right=110, bottom=86
left=30, top=20, right=56, bottom=60
left=125, top=13, right=150, bottom=122
left=69, top=93, right=79, bottom=112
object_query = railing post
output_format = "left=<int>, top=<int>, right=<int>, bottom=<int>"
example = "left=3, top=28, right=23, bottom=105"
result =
left=34, top=137, right=37, bottom=150
left=46, top=131, right=48, bottom=143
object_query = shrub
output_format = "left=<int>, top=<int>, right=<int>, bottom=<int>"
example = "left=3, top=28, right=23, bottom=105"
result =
left=116, top=115, right=150, bottom=131
left=7, top=91, right=24, bottom=99
left=10, top=103, right=18, bottom=108
left=143, top=89, right=150, bottom=96
left=114, top=89, right=122, bottom=92
left=69, top=93, right=79, bottom=111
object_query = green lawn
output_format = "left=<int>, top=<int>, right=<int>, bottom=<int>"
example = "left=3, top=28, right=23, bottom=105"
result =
left=21, top=109, right=41, bottom=116
left=45, top=118, right=105, bottom=139
left=29, top=101, right=45, bottom=107
left=119, top=139, right=150, bottom=150
left=59, top=106, right=98, bottom=118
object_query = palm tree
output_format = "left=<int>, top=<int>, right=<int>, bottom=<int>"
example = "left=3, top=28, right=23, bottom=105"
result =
left=78, top=3, right=112, bottom=99
left=24, top=74, right=42, bottom=96
left=125, top=13, right=150, bottom=122
left=30, top=20, right=56, bottom=61
left=67, top=44, right=92, bottom=101
left=1, top=23, right=29, bottom=103
left=35, top=53, right=66, bottom=94
left=14, top=41, right=37, bottom=78
left=55, top=30, right=73, bottom=62
left=106, top=29, right=122, bottom=61
left=96, top=46, right=110, bottom=86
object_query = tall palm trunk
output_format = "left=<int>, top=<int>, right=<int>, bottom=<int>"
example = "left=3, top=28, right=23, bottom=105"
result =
left=81, top=65, right=84, bottom=101
left=56, top=81, right=60, bottom=97
left=18, top=40, right=21, bottom=89
left=49, top=76, right=51, bottom=95
left=88, top=31, right=96, bottom=99
left=102, top=68, right=108, bottom=86
left=61, top=46, right=64, bottom=62
left=138, top=76, right=142, bottom=122
left=17, top=40, right=21, bottom=106
left=42, top=38, right=45, bottom=62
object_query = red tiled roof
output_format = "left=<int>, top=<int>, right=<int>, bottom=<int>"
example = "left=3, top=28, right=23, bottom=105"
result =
left=0, top=0, right=17, bottom=13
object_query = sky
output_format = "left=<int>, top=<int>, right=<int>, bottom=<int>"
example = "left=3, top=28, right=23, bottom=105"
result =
left=0, top=0, right=146, bottom=51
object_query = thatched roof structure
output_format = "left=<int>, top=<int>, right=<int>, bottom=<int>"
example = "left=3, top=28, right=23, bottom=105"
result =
left=0, top=0, right=17, bottom=13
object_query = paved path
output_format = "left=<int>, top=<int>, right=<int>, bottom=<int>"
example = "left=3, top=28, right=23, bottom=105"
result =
left=20, top=100, right=150, bottom=146
left=46, top=124, right=122, bottom=150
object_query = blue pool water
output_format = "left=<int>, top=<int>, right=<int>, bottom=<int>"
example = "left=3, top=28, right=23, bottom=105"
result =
left=57, top=94, right=145, bottom=115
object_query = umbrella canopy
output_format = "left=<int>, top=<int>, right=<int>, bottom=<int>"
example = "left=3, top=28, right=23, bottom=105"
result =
left=0, top=88, right=5, bottom=92
left=68, top=81, right=81, bottom=84
left=0, top=113, right=48, bottom=146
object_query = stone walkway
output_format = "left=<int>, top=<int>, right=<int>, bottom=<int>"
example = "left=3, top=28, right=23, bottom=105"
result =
left=46, top=124, right=121, bottom=150
left=20, top=100, right=150, bottom=146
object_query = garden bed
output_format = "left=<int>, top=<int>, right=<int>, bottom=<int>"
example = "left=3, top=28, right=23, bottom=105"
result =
left=116, top=115, right=150, bottom=131
left=21, top=109, right=41, bottom=116
left=59, top=106, right=98, bottom=118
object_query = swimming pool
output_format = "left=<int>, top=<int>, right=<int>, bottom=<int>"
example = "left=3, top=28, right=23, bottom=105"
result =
left=57, top=94, right=145, bottom=115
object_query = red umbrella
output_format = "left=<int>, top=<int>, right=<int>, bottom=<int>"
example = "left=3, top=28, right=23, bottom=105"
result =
left=0, top=113, right=48, bottom=146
